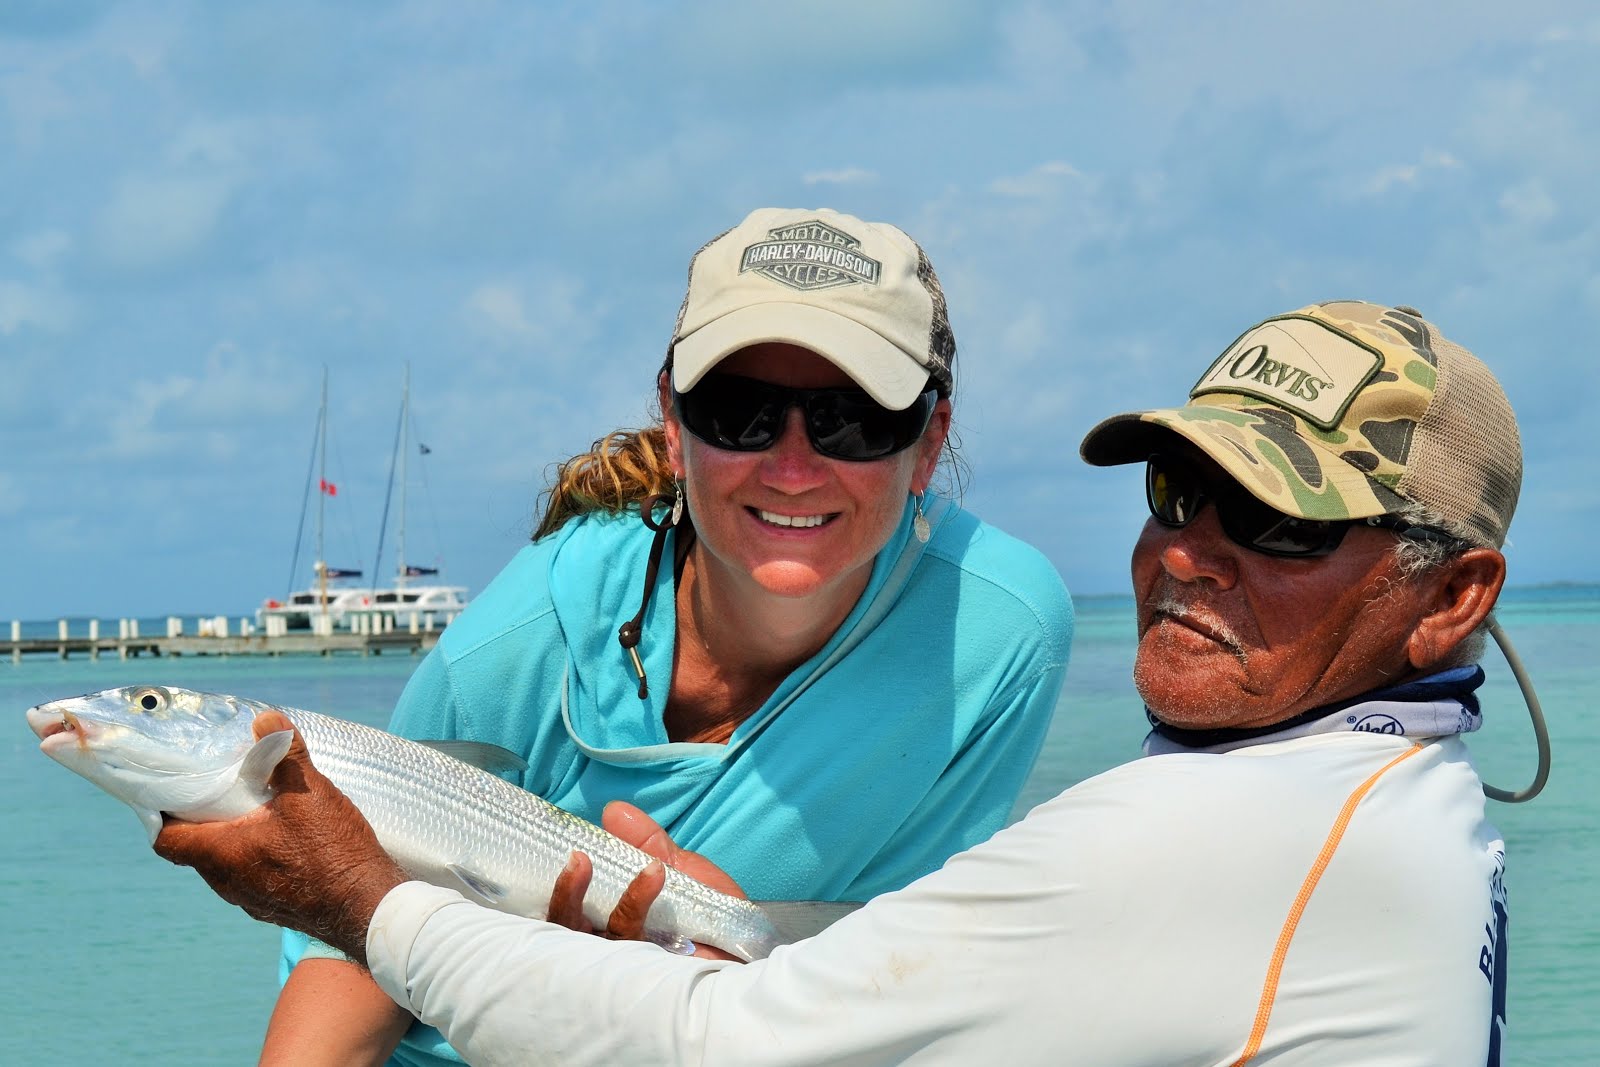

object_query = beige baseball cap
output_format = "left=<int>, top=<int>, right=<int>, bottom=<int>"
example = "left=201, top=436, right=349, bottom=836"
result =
left=1080, top=300, right=1523, bottom=548
left=667, top=207, right=956, bottom=409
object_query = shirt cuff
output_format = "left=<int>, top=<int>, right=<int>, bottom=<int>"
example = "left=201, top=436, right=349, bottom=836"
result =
left=366, top=881, right=471, bottom=1010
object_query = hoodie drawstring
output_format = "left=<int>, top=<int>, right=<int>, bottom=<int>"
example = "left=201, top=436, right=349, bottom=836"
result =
left=617, top=494, right=676, bottom=699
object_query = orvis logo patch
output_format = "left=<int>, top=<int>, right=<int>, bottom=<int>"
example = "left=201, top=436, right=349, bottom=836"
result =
left=739, top=220, right=881, bottom=292
left=1191, top=315, right=1384, bottom=430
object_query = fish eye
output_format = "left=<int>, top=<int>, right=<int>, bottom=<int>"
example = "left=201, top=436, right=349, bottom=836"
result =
left=132, top=687, right=168, bottom=714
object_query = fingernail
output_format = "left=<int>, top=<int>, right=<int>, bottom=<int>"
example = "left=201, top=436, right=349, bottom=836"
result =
left=565, top=851, right=581, bottom=872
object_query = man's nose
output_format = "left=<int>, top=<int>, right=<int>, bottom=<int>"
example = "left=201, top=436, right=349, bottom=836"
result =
left=1157, top=505, right=1239, bottom=589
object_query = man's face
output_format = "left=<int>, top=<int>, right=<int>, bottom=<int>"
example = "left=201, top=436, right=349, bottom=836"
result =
left=1131, top=447, right=1435, bottom=730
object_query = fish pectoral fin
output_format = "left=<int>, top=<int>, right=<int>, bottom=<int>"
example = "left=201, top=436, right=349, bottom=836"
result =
left=644, top=931, right=698, bottom=956
left=755, top=900, right=866, bottom=943
left=238, top=729, right=296, bottom=789
left=135, top=807, right=165, bottom=845
left=415, top=740, right=529, bottom=776
left=445, top=863, right=509, bottom=906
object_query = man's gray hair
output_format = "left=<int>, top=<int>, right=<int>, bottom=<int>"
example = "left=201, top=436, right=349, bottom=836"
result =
left=1388, top=500, right=1489, bottom=665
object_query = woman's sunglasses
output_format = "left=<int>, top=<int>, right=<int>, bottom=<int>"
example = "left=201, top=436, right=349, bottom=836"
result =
left=673, top=374, right=938, bottom=462
left=1145, top=452, right=1466, bottom=558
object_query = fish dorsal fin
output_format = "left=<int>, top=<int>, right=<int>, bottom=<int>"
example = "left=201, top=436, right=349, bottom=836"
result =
left=239, top=729, right=295, bottom=789
left=416, top=740, right=528, bottom=775
left=755, top=900, right=865, bottom=943
left=445, top=863, right=508, bottom=906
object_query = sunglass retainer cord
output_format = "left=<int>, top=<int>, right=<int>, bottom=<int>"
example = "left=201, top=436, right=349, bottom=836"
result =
left=1482, top=617, right=1551, bottom=803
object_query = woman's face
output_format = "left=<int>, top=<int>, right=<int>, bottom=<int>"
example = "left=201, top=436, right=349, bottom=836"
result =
left=663, top=343, right=950, bottom=607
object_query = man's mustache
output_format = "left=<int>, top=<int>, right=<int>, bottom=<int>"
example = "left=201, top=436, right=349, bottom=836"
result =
left=1145, top=588, right=1247, bottom=657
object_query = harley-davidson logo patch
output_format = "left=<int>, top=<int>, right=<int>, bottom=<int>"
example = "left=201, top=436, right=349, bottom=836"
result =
left=739, top=219, right=882, bottom=291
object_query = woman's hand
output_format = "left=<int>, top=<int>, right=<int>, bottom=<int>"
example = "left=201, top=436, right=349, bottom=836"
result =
left=152, top=711, right=408, bottom=966
left=545, top=801, right=748, bottom=961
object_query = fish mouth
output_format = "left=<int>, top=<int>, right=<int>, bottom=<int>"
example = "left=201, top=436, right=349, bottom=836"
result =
left=27, top=705, right=81, bottom=747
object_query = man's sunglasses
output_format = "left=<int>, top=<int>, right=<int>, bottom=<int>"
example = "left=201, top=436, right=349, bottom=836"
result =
left=1145, top=453, right=1466, bottom=558
left=673, top=374, right=938, bottom=462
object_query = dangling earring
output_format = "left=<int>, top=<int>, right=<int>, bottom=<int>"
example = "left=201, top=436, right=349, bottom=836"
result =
left=670, top=479, right=685, bottom=526
left=913, top=492, right=930, bottom=543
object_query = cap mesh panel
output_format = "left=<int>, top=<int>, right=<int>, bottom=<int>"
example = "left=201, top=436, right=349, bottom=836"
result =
left=1398, top=337, right=1522, bottom=547
left=913, top=244, right=956, bottom=394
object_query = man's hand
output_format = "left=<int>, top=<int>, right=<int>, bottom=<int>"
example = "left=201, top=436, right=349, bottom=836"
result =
left=152, top=711, right=407, bottom=967
left=545, top=801, right=748, bottom=961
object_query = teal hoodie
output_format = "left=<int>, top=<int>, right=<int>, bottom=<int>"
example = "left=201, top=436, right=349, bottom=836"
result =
left=283, top=492, right=1072, bottom=1066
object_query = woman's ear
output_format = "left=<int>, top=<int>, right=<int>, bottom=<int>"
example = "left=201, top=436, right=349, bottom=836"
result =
left=1407, top=547, right=1507, bottom=669
left=911, top=399, right=952, bottom=494
left=658, top=373, right=684, bottom=476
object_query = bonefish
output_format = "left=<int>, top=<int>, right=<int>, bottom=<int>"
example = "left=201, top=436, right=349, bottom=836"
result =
left=27, top=685, right=848, bottom=961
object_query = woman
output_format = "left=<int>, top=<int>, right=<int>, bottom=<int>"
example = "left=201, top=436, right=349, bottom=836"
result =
left=263, top=207, right=1074, bottom=1065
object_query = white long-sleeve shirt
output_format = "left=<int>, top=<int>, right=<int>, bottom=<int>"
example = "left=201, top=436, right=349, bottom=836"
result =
left=368, top=730, right=1508, bottom=1066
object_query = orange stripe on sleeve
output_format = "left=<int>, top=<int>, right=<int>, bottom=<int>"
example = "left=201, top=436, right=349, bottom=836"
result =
left=1228, top=743, right=1424, bottom=1066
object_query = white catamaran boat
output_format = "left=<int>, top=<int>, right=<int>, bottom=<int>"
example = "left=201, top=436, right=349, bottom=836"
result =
left=258, top=367, right=467, bottom=633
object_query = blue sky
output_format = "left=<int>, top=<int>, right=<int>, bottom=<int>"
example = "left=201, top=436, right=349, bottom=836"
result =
left=3, top=1, right=1597, bottom=620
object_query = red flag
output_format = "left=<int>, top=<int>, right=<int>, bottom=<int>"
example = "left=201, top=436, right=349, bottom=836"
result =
left=319, top=478, right=338, bottom=497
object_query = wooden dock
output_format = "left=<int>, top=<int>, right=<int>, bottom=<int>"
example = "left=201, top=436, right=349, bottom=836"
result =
left=3, top=615, right=449, bottom=662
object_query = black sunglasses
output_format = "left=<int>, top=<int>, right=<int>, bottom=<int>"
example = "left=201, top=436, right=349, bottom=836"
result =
left=673, top=374, right=938, bottom=462
left=1145, top=453, right=1466, bottom=558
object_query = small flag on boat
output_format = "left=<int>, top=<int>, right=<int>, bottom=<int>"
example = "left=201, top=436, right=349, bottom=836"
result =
left=325, top=567, right=363, bottom=579
left=405, top=565, right=439, bottom=577
left=319, top=478, right=338, bottom=496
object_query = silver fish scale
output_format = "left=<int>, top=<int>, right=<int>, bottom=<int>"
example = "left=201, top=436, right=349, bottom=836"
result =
left=278, top=707, right=780, bottom=962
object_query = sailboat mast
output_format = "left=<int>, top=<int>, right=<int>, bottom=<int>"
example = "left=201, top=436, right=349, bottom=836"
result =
left=397, top=362, right=410, bottom=590
left=316, top=366, right=329, bottom=621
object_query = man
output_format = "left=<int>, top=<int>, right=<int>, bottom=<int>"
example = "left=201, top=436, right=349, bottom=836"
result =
left=158, top=300, right=1519, bottom=1065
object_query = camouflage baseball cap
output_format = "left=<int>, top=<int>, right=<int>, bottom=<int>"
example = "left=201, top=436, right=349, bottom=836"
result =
left=1079, top=300, right=1523, bottom=548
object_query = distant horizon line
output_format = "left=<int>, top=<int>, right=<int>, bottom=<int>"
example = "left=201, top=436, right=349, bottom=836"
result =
left=10, top=579, right=1598, bottom=625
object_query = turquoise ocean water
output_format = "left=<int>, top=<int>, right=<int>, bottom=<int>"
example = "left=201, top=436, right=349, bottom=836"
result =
left=4, top=587, right=1596, bottom=1063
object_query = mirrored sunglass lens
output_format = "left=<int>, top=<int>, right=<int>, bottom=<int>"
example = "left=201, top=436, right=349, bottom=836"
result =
left=1218, top=491, right=1343, bottom=557
left=683, top=378, right=933, bottom=459
left=807, top=392, right=909, bottom=459
left=1147, top=461, right=1199, bottom=524
left=683, top=380, right=782, bottom=450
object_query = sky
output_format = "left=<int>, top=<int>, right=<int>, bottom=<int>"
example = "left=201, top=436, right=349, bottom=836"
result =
left=3, top=0, right=1598, bottom=621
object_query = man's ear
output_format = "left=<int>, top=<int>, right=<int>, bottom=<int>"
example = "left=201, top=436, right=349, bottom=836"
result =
left=1407, top=548, right=1507, bottom=669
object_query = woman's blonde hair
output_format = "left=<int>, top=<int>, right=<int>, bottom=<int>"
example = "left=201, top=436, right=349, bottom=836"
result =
left=533, top=426, right=677, bottom=541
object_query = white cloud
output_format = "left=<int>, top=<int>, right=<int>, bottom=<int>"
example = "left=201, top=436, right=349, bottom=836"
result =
left=10, top=229, right=73, bottom=270
left=988, top=161, right=1084, bottom=198
left=461, top=277, right=590, bottom=355
left=465, top=283, right=539, bottom=341
left=1537, top=21, right=1600, bottom=45
left=82, top=343, right=302, bottom=462
left=1500, top=179, right=1558, bottom=226
left=1357, top=151, right=1463, bottom=196
left=95, top=172, right=236, bottom=271
left=0, top=280, right=75, bottom=333
left=803, top=167, right=878, bottom=186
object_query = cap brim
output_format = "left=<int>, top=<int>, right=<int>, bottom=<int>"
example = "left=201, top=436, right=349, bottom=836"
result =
left=1080, top=407, right=1406, bottom=521
left=672, top=303, right=932, bottom=409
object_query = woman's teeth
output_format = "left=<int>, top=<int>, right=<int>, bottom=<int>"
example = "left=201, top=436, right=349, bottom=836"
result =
left=757, top=510, right=830, bottom=528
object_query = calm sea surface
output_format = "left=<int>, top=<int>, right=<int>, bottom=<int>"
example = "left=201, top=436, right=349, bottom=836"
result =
left=4, top=587, right=1595, bottom=1063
